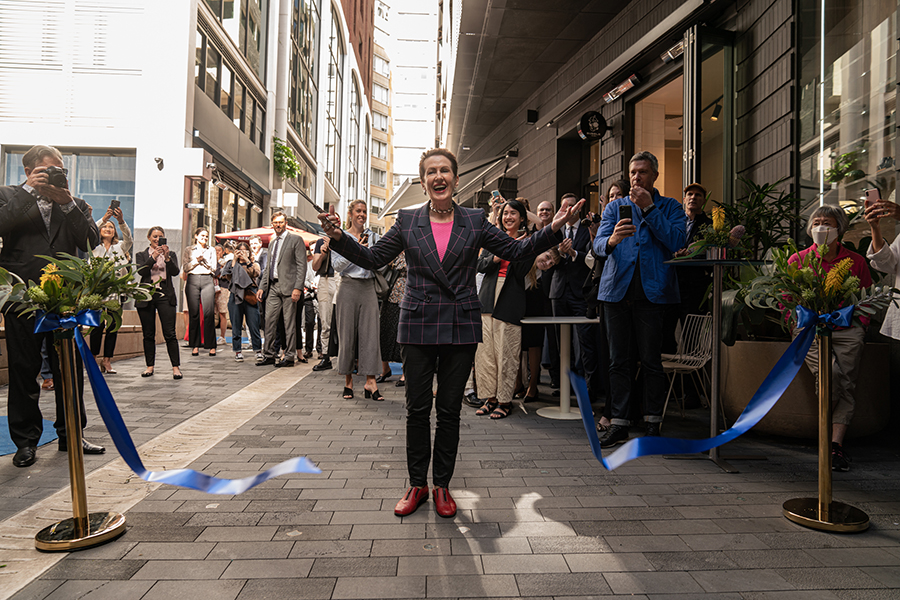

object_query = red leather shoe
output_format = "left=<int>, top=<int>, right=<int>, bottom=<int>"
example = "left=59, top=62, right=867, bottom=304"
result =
left=394, top=485, right=429, bottom=516
left=433, top=487, right=457, bottom=518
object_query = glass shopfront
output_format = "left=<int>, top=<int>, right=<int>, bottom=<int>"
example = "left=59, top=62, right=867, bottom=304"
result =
left=798, top=0, right=898, bottom=242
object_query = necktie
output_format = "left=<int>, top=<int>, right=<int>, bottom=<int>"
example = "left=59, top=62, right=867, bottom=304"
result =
left=270, top=236, right=281, bottom=280
left=567, top=226, right=574, bottom=240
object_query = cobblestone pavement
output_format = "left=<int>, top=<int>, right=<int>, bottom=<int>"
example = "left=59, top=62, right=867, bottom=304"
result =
left=1, top=351, right=899, bottom=599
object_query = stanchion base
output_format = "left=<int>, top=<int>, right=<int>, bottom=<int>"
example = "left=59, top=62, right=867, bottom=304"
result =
left=35, top=512, right=127, bottom=552
left=536, top=406, right=583, bottom=420
left=782, top=498, right=869, bottom=533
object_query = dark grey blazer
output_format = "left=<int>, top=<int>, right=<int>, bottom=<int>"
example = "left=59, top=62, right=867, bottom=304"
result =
left=0, top=184, right=99, bottom=284
left=259, top=232, right=307, bottom=296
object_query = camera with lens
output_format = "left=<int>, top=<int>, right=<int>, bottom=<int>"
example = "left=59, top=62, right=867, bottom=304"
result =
left=580, top=212, right=602, bottom=227
left=44, top=166, right=69, bottom=189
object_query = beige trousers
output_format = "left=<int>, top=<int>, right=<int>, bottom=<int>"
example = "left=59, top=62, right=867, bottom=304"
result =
left=797, top=324, right=866, bottom=426
left=475, top=277, right=521, bottom=402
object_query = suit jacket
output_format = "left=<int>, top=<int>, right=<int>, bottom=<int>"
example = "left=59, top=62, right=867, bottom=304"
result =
left=549, top=223, right=592, bottom=300
left=330, top=203, right=562, bottom=345
left=685, top=211, right=713, bottom=247
left=678, top=211, right=715, bottom=311
left=477, top=250, right=532, bottom=326
left=0, top=184, right=99, bottom=284
left=134, top=248, right=180, bottom=307
left=259, top=232, right=307, bottom=296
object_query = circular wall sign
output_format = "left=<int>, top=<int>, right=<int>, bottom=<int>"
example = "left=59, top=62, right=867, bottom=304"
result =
left=578, top=111, right=607, bottom=140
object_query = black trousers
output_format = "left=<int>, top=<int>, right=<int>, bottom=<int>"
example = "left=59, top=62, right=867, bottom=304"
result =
left=5, top=309, right=86, bottom=448
left=186, top=273, right=216, bottom=349
left=137, top=294, right=181, bottom=367
left=89, top=317, right=119, bottom=358
left=401, top=343, right=478, bottom=488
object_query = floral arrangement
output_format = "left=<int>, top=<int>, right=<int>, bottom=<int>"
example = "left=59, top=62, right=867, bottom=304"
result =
left=0, top=253, right=155, bottom=332
left=273, top=137, right=301, bottom=180
left=742, top=239, right=896, bottom=329
left=676, top=206, right=747, bottom=259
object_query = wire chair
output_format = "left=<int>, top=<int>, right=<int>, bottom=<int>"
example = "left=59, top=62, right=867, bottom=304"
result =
left=661, top=313, right=714, bottom=430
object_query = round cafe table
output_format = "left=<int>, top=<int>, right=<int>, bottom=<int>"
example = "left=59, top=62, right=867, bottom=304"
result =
left=520, top=316, right=600, bottom=420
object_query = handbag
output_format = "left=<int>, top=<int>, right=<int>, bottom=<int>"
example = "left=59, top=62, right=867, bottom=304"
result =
left=374, top=267, right=392, bottom=300
left=243, top=287, right=258, bottom=306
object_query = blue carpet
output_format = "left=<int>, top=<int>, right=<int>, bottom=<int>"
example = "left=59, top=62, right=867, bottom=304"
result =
left=390, top=362, right=402, bottom=375
left=0, top=417, right=58, bottom=456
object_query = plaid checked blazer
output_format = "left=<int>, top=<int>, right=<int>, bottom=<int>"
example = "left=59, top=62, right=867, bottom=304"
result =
left=330, top=203, right=563, bottom=345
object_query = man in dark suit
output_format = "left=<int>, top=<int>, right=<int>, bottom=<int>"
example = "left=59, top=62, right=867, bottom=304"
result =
left=257, top=211, right=307, bottom=367
left=0, top=145, right=102, bottom=467
left=550, top=193, right=600, bottom=399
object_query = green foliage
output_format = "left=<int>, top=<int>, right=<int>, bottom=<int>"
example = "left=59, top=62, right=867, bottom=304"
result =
left=0, top=253, right=155, bottom=333
left=742, top=239, right=897, bottom=331
left=824, top=148, right=863, bottom=184
left=273, top=137, right=301, bottom=180
left=717, top=178, right=801, bottom=260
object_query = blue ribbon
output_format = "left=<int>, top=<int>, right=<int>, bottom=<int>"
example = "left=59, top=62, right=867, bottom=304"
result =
left=35, top=309, right=321, bottom=494
left=572, top=304, right=850, bottom=470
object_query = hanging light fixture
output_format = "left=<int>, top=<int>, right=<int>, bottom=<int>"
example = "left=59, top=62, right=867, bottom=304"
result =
left=710, top=102, right=722, bottom=121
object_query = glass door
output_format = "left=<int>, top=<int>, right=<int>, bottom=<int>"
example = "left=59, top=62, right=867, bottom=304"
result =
left=683, top=26, right=734, bottom=206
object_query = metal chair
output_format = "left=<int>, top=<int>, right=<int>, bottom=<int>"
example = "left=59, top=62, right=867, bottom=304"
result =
left=661, top=314, right=713, bottom=428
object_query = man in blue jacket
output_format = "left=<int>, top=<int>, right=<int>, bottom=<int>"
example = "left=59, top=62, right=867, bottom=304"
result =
left=593, top=151, right=685, bottom=447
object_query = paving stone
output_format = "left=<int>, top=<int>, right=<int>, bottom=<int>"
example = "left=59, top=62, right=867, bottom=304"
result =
left=426, top=522, right=502, bottom=538
left=723, top=548, right=822, bottom=569
left=776, top=567, right=888, bottom=589
left=183, top=512, right=263, bottom=527
left=195, top=525, right=278, bottom=541
left=208, top=541, right=294, bottom=559
left=130, top=559, right=230, bottom=580
left=644, top=550, right=738, bottom=571
left=741, top=592, right=841, bottom=600
left=142, top=580, right=245, bottom=600
left=564, top=552, right=654, bottom=573
left=397, top=555, right=482, bottom=575
left=571, top=520, right=651, bottom=536
left=6, top=579, right=63, bottom=600
left=605, top=571, right=706, bottom=594
left=679, top=533, right=769, bottom=551
left=515, top=572, right=612, bottom=597
left=858, top=566, right=900, bottom=587
left=40, top=559, right=145, bottom=580
left=426, top=574, right=519, bottom=597
left=482, top=553, right=569, bottom=574
left=690, top=569, right=795, bottom=592
left=123, top=541, right=215, bottom=560
left=527, top=535, right=610, bottom=554
left=331, top=575, right=424, bottom=599
left=308, top=556, right=398, bottom=577
left=289, top=540, right=373, bottom=558
left=451, top=537, right=533, bottom=555
left=42, top=581, right=155, bottom=600
left=273, top=524, right=352, bottom=541
left=805, top=547, right=900, bottom=567
left=643, top=519, right=726, bottom=535
left=221, top=558, right=314, bottom=578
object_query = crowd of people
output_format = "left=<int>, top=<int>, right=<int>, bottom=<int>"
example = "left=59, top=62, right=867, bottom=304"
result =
left=1, top=142, right=896, bottom=524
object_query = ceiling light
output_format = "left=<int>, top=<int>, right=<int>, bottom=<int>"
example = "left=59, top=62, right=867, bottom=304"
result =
left=661, top=40, right=684, bottom=63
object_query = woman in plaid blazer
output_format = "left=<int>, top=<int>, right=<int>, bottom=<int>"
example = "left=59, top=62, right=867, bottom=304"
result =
left=320, top=149, right=584, bottom=518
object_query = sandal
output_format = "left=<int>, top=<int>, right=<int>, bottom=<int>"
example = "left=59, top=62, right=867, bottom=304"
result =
left=343, top=387, right=354, bottom=399
left=490, top=403, right=513, bottom=419
left=475, top=399, right=498, bottom=416
left=191, top=350, right=199, bottom=357
left=365, top=388, right=384, bottom=401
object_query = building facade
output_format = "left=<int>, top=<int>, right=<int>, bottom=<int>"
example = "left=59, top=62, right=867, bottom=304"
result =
left=437, top=0, right=897, bottom=250
left=0, top=0, right=375, bottom=274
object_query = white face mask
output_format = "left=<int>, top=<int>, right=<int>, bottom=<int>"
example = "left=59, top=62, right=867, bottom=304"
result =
left=811, top=225, right=838, bottom=246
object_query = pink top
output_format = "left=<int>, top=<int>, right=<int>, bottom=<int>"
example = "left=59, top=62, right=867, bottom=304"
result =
left=431, top=221, right=453, bottom=262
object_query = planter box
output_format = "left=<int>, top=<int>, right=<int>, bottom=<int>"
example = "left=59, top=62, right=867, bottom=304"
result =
left=0, top=310, right=187, bottom=386
left=721, top=340, right=890, bottom=440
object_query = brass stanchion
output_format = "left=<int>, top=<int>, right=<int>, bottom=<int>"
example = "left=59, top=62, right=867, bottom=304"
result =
left=782, top=328, right=868, bottom=533
left=34, top=329, right=126, bottom=551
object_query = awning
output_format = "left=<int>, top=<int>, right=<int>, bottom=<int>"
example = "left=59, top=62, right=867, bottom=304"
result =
left=214, top=226, right=320, bottom=248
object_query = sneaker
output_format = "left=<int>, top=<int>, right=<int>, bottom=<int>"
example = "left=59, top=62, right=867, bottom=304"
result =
left=256, top=352, right=264, bottom=361
left=217, top=336, right=226, bottom=345
left=599, top=424, right=630, bottom=448
left=235, top=352, right=244, bottom=362
left=832, top=442, right=851, bottom=472
left=645, top=422, right=661, bottom=437
left=463, top=391, right=482, bottom=408
left=181, top=341, right=191, bottom=347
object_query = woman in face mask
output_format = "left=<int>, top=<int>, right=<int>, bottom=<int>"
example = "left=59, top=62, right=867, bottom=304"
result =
left=788, top=205, right=872, bottom=472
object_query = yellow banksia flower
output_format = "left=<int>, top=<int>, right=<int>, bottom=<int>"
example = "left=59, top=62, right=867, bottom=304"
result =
left=39, top=264, right=62, bottom=288
left=712, top=206, right=725, bottom=231
left=824, top=258, right=852, bottom=295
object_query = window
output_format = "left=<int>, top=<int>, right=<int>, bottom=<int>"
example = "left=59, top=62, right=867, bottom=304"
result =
left=374, top=111, right=388, bottom=132
left=373, top=83, right=389, bottom=104
left=4, top=151, right=136, bottom=237
left=205, top=42, right=220, bottom=102
left=204, top=0, right=268, bottom=81
left=289, top=0, right=320, bottom=153
left=220, top=62, right=233, bottom=117
left=374, top=54, right=389, bottom=77
left=324, top=7, right=344, bottom=188
left=373, top=140, right=388, bottom=160
left=371, top=167, right=387, bottom=188
left=348, top=79, right=361, bottom=200
left=233, top=80, right=245, bottom=130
